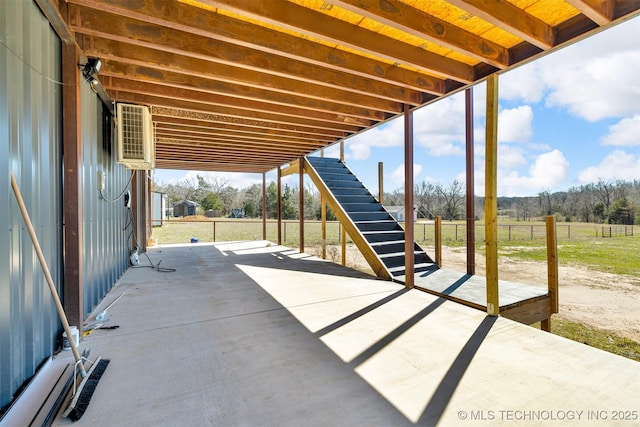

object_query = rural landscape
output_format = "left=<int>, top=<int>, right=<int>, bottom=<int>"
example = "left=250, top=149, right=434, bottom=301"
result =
left=150, top=173, right=640, bottom=362
left=151, top=214, right=640, bottom=362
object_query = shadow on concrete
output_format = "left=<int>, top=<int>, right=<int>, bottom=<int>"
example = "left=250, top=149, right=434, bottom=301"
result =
left=314, top=288, right=411, bottom=338
left=441, top=273, right=473, bottom=295
left=349, top=297, right=448, bottom=368
left=418, top=315, right=497, bottom=425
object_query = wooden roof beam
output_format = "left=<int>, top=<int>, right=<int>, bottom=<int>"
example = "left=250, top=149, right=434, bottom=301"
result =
left=110, top=92, right=364, bottom=133
left=150, top=108, right=349, bottom=138
left=155, top=146, right=302, bottom=162
left=80, top=37, right=411, bottom=109
left=98, top=59, right=400, bottom=116
left=155, top=151, right=293, bottom=167
left=151, top=115, right=345, bottom=141
left=330, top=0, right=509, bottom=69
left=202, top=0, right=474, bottom=83
left=154, top=160, right=275, bottom=173
left=447, top=0, right=555, bottom=50
left=102, top=77, right=376, bottom=127
left=565, top=0, right=640, bottom=25
left=155, top=130, right=322, bottom=148
left=68, top=0, right=445, bottom=95
left=70, top=6, right=443, bottom=102
left=155, top=133, right=320, bottom=150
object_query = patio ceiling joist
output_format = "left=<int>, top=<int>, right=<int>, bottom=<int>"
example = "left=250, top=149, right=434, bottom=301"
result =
left=50, top=0, right=640, bottom=173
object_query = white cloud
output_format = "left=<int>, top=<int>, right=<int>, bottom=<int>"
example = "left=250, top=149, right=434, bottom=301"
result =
left=577, top=150, right=640, bottom=183
left=500, top=149, right=569, bottom=195
left=601, top=115, right=640, bottom=146
left=500, top=65, right=545, bottom=103
left=498, top=105, right=533, bottom=143
left=498, top=144, right=528, bottom=169
left=493, top=18, right=640, bottom=122
left=390, top=163, right=423, bottom=186
left=345, top=119, right=404, bottom=160
left=320, top=143, right=342, bottom=159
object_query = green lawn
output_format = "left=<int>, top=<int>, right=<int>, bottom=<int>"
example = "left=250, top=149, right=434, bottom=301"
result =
left=154, top=218, right=639, bottom=276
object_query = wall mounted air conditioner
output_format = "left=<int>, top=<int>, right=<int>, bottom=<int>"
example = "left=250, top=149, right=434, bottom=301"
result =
left=116, top=103, right=155, bottom=170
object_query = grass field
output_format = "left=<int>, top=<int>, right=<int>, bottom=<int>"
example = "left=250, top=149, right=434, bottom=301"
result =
left=152, top=218, right=639, bottom=276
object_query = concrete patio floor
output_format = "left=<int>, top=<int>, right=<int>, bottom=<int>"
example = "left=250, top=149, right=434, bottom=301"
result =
left=50, top=241, right=640, bottom=426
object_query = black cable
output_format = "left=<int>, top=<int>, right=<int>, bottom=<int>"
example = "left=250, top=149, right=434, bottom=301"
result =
left=131, top=251, right=176, bottom=273
left=100, top=170, right=135, bottom=203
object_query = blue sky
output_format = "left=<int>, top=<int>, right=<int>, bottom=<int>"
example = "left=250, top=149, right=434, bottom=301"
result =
left=155, top=16, right=640, bottom=197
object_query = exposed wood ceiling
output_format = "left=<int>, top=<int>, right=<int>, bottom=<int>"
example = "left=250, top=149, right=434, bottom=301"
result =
left=57, top=0, right=640, bottom=173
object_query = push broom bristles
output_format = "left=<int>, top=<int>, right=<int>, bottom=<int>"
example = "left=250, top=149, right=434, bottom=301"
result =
left=63, top=358, right=110, bottom=421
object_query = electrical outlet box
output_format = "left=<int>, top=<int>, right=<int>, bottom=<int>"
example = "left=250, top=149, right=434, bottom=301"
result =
left=97, top=171, right=106, bottom=191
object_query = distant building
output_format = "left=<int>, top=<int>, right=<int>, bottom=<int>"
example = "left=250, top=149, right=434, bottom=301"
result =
left=152, top=192, right=167, bottom=226
left=230, top=208, right=245, bottom=218
left=384, top=205, right=417, bottom=222
left=173, top=199, right=199, bottom=217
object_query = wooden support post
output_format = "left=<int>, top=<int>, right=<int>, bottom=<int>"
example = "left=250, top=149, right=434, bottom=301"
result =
left=404, top=104, right=415, bottom=288
left=435, top=216, right=442, bottom=267
left=299, top=157, right=304, bottom=253
left=543, top=215, right=559, bottom=331
left=262, top=172, right=267, bottom=240
left=321, top=150, right=326, bottom=259
left=485, top=74, right=500, bottom=316
left=340, top=141, right=345, bottom=162
left=378, top=161, right=384, bottom=204
left=341, top=227, right=346, bottom=266
left=62, top=43, right=84, bottom=328
left=277, top=167, right=282, bottom=245
left=321, top=196, right=327, bottom=259
left=465, top=88, right=476, bottom=275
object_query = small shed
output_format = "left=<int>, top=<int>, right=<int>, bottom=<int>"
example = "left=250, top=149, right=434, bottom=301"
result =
left=385, top=205, right=417, bottom=222
left=230, top=208, right=245, bottom=218
left=173, top=200, right=199, bottom=217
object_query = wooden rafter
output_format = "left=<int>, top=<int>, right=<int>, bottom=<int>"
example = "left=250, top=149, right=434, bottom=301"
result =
left=51, top=0, right=640, bottom=173
left=447, top=0, right=555, bottom=49
left=201, top=0, right=475, bottom=82
left=330, top=0, right=510, bottom=68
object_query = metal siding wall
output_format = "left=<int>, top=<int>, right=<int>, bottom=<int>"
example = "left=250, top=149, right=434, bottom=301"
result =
left=80, top=84, right=130, bottom=317
left=0, top=1, right=62, bottom=412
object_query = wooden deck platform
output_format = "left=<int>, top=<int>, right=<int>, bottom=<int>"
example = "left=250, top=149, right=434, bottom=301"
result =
left=395, top=267, right=555, bottom=326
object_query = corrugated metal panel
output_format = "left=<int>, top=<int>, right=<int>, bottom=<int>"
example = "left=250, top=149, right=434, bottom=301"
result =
left=80, top=85, right=130, bottom=317
left=0, top=0, right=62, bottom=412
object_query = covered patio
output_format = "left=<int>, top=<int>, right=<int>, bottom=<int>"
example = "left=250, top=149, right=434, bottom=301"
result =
left=41, top=241, right=639, bottom=425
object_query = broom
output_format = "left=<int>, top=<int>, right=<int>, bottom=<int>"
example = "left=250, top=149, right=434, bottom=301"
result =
left=10, top=172, right=109, bottom=421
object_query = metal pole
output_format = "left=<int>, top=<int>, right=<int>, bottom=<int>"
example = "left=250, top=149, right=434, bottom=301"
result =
left=465, top=87, right=476, bottom=275
left=299, top=157, right=304, bottom=253
left=403, top=103, right=415, bottom=288
left=262, top=172, right=267, bottom=240
left=277, top=167, right=282, bottom=245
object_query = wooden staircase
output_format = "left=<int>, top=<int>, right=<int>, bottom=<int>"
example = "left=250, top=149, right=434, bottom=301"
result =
left=304, top=156, right=436, bottom=281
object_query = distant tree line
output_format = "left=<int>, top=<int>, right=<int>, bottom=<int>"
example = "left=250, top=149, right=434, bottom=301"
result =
left=155, top=175, right=336, bottom=220
left=156, top=175, right=639, bottom=225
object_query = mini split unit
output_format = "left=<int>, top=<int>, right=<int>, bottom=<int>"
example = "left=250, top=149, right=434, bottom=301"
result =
left=116, top=103, right=155, bottom=170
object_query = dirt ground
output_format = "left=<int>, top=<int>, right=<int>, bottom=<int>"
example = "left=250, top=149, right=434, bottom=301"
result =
left=312, top=245, right=640, bottom=342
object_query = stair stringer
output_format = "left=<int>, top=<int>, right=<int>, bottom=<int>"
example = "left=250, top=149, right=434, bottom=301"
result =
left=303, top=157, right=394, bottom=281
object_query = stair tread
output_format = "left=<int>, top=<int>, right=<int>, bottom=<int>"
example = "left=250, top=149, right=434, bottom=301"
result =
left=378, top=251, right=427, bottom=258
left=387, top=262, right=435, bottom=272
